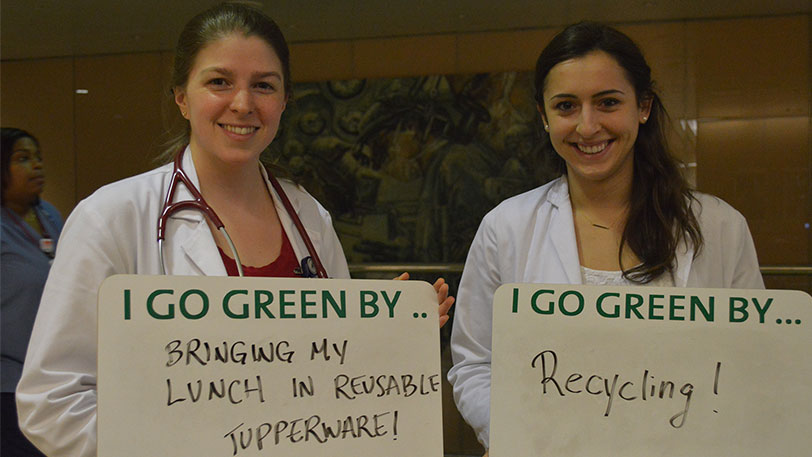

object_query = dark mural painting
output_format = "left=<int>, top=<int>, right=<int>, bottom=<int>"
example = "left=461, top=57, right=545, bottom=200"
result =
left=265, top=71, right=558, bottom=265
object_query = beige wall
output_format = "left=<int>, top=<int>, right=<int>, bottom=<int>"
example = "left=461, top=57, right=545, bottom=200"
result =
left=2, top=58, right=76, bottom=215
left=2, top=15, right=809, bottom=269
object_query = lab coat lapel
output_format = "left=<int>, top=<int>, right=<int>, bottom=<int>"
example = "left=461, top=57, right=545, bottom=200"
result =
left=263, top=168, right=322, bottom=264
left=547, top=178, right=582, bottom=284
left=672, top=236, right=694, bottom=287
left=179, top=220, right=227, bottom=276
left=169, top=147, right=227, bottom=276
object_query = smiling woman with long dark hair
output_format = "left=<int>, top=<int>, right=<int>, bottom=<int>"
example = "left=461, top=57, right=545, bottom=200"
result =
left=447, top=22, right=764, bottom=454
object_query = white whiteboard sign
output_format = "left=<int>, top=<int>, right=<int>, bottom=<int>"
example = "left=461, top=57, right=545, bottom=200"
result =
left=490, top=284, right=811, bottom=456
left=97, top=275, right=442, bottom=457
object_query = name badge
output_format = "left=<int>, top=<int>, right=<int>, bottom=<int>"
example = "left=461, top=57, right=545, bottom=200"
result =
left=40, top=238, right=54, bottom=256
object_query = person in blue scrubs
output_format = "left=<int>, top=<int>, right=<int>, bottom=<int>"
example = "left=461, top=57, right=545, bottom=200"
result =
left=1, top=127, right=63, bottom=456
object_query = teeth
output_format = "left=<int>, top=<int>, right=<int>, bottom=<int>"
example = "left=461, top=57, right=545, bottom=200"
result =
left=577, top=141, right=608, bottom=154
left=223, top=124, right=256, bottom=135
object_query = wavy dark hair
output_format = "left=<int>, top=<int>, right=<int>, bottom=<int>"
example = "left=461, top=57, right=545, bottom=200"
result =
left=1, top=127, right=40, bottom=206
left=160, top=1, right=291, bottom=171
left=534, top=22, right=702, bottom=282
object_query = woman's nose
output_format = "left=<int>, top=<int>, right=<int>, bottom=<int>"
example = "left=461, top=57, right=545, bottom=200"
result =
left=576, top=108, right=600, bottom=137
left=230, top=88, right=254, bottom=114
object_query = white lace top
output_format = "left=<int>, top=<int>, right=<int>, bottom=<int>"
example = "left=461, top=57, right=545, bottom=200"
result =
left=581, top=266, right=675, bottom=287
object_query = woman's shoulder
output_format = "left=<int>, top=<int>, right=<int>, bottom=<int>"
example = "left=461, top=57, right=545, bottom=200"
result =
left=79, top=163, right=173, bottom=210
left=69, top=163, right=173, bottom=223
left=690, top=191, right=746, bottom=221
left=689, top=191, right=752, bottom=240
left=274, top=178, right=332, bottom=218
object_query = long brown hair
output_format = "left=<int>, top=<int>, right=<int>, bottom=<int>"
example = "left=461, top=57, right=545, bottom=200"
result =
left=534, top=22, right=702, bottom=282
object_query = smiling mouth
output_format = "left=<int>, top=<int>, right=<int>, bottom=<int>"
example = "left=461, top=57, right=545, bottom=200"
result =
left=575, top=140, right=611, bottom=154
left=220, top=124, right=258, bottom=135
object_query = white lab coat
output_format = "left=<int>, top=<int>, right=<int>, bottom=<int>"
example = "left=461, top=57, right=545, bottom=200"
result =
left=447, top=177, right=764, bottom=447
left=16, top=148, right=349, bottom=456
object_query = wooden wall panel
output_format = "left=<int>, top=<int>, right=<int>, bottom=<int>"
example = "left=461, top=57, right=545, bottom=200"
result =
left=1, top=58, right=76, bottom=218
left=73, top=53, right=166, bottom=201
left=456, top=29, right=555, bottom=74
left=691, top=15, right=810, bottom=268
left=696, top=117, right=809, bottom=265
left=290, top=41, right=355, bottom=82
left=3, top=15, right=809, bottom=264
left=690, top=16, right=809, bottom=119
left=353, top=34, right=457, bottom=78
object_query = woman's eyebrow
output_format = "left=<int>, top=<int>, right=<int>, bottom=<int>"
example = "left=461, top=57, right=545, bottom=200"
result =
left=253, top=71, right=282, bottom=80
left=549, top=89, right=626, bottom=100
left=592, top=89, right=625, bottom=98
left=199, top=67, right=282, bottom=80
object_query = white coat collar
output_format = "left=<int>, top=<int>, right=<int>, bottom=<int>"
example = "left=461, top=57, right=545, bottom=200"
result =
left=545, top=177, right=583, bottom=284
left=166, top=146, right=226, bottom=276
left=165, top=145, right=205, bottom=223
left=544, top=176, right=696, bottom=286
left=165, top=148, right=321, bottom=276
left=262, top=168, right=323, bottom=264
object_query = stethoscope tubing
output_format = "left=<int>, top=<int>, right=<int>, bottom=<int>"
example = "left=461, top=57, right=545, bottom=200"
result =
left=157, top=147, right=327, bottom=278
left=158, top=226, right=243, bottom=276
left=266, top=169, right=328, bottom=278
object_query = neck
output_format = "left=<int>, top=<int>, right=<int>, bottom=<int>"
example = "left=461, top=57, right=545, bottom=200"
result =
left=567, top=169, right=633, bottom=213
left=4, top=199, right=35, bottom=218
left=189, top=150, right=267, bottom=204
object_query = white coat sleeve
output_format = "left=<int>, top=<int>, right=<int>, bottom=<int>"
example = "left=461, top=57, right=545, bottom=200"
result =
left=317, top=205, right=350, bottom=279
left=730, top=212, right=765, bottom=289
left=447, top=211, right=502, bottom=448
left=16, top=199, right=127, bottom=457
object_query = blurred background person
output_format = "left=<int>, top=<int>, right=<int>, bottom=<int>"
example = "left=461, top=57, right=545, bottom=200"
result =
left=2, top=127, right=62, bottom=457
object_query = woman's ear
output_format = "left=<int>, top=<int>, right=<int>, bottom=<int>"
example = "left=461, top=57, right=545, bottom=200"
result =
left=639, top=96, right=653, bottom=124
left=174, top=87, right=189, bottom=119
left=537, top=104, right=550, bottom=132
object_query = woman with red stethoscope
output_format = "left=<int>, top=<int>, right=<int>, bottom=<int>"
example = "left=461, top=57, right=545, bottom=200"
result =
left=16, top=4, right=453, bottom=456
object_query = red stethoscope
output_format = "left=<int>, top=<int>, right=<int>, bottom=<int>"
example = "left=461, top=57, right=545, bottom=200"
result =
left=156, top=147, right=328, bottom=278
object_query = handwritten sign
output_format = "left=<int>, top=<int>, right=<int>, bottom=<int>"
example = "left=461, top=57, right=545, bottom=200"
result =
left=489, top=284, right=812, bottom=456
left=97, top=275, right=442, bottom=457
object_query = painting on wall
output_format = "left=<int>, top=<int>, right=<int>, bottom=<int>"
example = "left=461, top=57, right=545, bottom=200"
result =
left=264, top=71, right=559, bottom=265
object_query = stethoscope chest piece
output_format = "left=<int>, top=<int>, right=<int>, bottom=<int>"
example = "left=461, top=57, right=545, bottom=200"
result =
left=294, top=256, right=319, bottom=278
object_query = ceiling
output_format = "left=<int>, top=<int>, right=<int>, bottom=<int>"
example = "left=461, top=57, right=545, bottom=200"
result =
left=2, top=0, right=810, bottom=61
